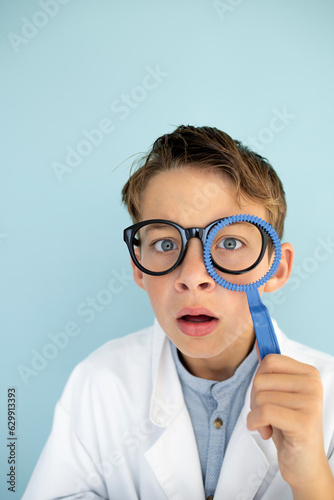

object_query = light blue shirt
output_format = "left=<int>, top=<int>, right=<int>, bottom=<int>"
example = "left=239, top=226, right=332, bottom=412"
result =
left=170, top=340, right=258, bottom=499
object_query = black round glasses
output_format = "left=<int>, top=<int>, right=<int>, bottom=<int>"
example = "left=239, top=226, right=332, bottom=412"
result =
left=123, top=217, right=270, bottom=277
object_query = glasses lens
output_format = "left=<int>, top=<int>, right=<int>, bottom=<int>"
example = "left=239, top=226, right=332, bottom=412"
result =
left=210, top=221, right=268, bottom=283
left=133, top=222, right=182, bottom=274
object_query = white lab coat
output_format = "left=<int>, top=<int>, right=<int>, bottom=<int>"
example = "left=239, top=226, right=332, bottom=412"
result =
left=23, top=319, right=334, bottom=500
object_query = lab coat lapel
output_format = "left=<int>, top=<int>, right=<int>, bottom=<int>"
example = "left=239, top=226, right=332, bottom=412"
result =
left=145, top=320, right=205, bottom=500
left=145, top=407, right=205, bottom=500
left=214, top=421, right=273, bottom=499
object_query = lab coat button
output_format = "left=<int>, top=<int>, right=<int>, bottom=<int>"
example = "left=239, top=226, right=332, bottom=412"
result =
left=214, top=417, right=223, bottom=428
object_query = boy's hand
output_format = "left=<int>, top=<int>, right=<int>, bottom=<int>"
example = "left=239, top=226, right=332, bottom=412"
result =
left=247, top=350, right=334, bottom=499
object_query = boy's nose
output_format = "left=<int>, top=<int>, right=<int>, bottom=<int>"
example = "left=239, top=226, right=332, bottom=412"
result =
left=174, top=238, right=216, bottom=292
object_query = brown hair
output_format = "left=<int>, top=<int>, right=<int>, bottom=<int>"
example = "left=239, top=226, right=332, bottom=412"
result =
left=122, top=125, right=287, bottom=238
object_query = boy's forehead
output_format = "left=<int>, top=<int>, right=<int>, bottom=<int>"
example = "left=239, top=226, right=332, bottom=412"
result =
left=140, top=167, right=268, bottom=225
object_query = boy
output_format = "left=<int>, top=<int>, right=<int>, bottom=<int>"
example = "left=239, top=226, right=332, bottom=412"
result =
left=23, top=125, right=334, bottom=499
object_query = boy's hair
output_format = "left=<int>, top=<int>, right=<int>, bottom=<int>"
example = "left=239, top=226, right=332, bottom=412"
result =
left=122, top=125, right=287, bottom=238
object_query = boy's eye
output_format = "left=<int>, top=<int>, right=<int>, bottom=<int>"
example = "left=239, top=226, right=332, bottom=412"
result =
left=154, top=239, right=178, bottom=252
left=218, top=237, right=243, bottom=250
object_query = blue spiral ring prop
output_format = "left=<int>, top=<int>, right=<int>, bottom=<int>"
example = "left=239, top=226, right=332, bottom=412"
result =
left=203, top=214, right=282, bottom=292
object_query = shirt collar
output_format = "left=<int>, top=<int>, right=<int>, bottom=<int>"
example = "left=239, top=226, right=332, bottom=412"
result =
left=170, top=339, right=258, bottom=399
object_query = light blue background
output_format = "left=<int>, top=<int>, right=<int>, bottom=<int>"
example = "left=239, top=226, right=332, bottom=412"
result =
left=1, top=0, right=334, bottom=497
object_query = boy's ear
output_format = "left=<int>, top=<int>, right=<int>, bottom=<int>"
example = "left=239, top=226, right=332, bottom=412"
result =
left=263, top=242, right=294, bottom=293
left=131, top=250, right=147, bottom=291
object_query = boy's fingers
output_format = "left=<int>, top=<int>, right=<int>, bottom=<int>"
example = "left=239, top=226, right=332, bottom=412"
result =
left=252, top=391, right=321, bottom=411
left=256, top=353, right=321, bottom=377
left=251, top=373, right=322, bottom=396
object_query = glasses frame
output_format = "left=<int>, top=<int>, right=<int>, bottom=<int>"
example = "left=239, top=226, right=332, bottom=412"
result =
left=123, top=218, right=270, bottom=277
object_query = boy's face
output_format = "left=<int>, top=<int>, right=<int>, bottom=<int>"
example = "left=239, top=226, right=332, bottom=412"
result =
left=132, top=166, right=272, bottom=377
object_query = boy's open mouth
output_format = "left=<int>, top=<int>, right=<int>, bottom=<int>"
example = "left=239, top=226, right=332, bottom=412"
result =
left=176, top=308, right=218, bottom=337
left=181, top=314, right=216, bottom=323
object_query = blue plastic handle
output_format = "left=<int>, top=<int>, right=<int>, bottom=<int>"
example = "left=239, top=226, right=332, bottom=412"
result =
left=246, top=287, right=281, bottom=360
